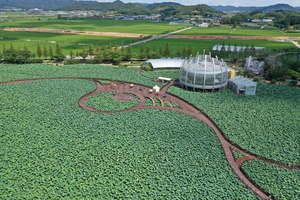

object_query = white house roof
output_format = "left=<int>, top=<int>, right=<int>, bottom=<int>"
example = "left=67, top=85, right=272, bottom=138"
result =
left=229, top=76, right=257, bottom=87
left=147, top=58, right=185, bottom=69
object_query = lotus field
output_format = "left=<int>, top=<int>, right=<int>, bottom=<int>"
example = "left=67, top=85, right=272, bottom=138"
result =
left=86, top=92, right=139, bottom=111
left=242, top=161, right=300, bottom=199
left=0, top=80, right=256, bottom=198
left=0, top=64, right=299, bottom=199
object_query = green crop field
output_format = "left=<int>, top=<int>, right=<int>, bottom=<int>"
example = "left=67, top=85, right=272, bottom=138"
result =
left=169, top=84, right=300, bottom=165
left=0, top=67, right=257, bottom=198
left=131, top=38, right=294, bottom=55
left=242, top=161, right=300, bottom=199
left=87, top=92, right=139, bottom=111
left=177, top=27, right=300, bottom=37
left=0, top=64, right=299, bottom=199
left=0, top=17, right=187, bottom=35
left=0, top=17, right=188, bottom=54
left=0, top=30, right=137, bottom=54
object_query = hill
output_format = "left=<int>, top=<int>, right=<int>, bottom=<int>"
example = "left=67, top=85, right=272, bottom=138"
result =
left=0, top=0, right=221, bottom=16
left=211, top=5, right=258, bottom=13
left=0, top=0, right=73, bottom=10
left=62, top=1, right=221, bottom=16
left=212, top=4, right=299, bottom=13
left=256, top=4, right=297, bottom=12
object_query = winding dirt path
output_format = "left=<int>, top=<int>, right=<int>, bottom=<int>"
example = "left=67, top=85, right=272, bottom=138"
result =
left=1, top=77, right=299, bottom=200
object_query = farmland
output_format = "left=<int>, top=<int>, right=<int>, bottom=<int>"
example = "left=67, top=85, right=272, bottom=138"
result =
left=0, top=17, right=186, bottom=35
left=131, top=38, right=294, bottom=55
left=0, top=64, right=299, bottom=199
left=0, top=30, right=136, bottom=54
left=0, top=17, right=187, bottom=54
left=177, top=27, right=300, bottom=37
left=169, top=84, right=300, bottom=165
left=242, top=160, right=300, bottom=199
left=0, top=78, right=256, bottom=199
left=86, top=92, right=139, bottom=111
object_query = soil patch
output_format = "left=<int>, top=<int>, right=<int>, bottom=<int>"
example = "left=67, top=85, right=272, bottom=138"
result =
left=2, top=27, right=148, bottom=38
left=168, top=35, right=300, bottom=41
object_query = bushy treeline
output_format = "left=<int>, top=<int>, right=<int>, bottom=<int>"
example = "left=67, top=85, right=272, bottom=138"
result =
left=0, top=43, right=64, bottom=64
left=0, top=42, right=196, bottom=64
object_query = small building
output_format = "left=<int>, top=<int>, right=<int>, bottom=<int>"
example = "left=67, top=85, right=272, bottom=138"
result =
left=244, top=56, right=264, bottom=75
left=262, top=19, right=273, bottom=23
left=157, top=77, right=172, bottom=82
left=228, top=76, right=257, bottom=96
left=196, top=23, right=209, bottom=28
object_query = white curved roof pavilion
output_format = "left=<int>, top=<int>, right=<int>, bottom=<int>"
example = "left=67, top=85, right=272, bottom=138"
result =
left=147, top=58, right=185, bottom=69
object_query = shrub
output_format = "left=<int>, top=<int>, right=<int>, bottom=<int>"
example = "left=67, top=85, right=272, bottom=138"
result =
left=65, top=59, right=80, bottom=65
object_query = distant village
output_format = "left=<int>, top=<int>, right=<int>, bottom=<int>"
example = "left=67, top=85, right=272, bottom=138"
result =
left=0, top=8, right=273, bottom=29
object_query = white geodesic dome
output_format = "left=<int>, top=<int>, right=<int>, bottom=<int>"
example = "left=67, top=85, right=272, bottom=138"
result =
left=180, top=54, right=228, bottom=90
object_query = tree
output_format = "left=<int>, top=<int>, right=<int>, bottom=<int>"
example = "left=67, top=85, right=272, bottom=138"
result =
left=3, top=49, right=17, bottom=63
left=124, top=46, right=132, bottom=61
left=2, top=44, right=6, bottom=53
left=186, top=46, right=193, bottom=57
left=88, top=46, right=94, bottom=56
left=163, top=43, right=171, bottom=57
left=79, top=49, right=88, bottom=60
left=3, top=48, right=32, bottom=64
left=36, top=43, right=42, bottom=58
left=55, top=43, right=62, bottom=56
left=43, top=46, right=49, bottom=59
left=70, top=50, right=74, bottom=59
left=182, top=48, right=187, bottom=58
left=17, top=49, right=32, bottom=64
left=159, top=48, right=163, bottom=57
left=54, top=43, right=64, bottom=62
left=140, top=46, right=144, bottom=54
left=237, top=67, right=245, bottom=76
left=175, top=50, right=181, bottom=58
left=250, top=44, right=256, bottom=56
left=266, top=67, right=288, bottom=81
left=49, top=46, right=54, bottom=59
left=110, top=48, right=124, bottom=65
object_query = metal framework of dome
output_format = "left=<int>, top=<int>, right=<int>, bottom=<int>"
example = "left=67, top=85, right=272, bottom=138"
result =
left=180, top=53, right=228, bottom=90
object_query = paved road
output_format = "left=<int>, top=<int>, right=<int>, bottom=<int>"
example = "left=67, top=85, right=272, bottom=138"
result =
left=119, top=26, right=192, bottom=49
left=291, top=40, right=300, bottom=48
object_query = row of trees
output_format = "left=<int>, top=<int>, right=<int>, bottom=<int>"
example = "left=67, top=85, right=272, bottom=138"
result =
left=0, top=42, right=293, bottom=66
left=0, top=43, right=65, bottom=63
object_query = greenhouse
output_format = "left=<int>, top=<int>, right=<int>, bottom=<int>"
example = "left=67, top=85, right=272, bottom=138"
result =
left=146, top=58, right=185, bottom=69
left=212, top=45, right=265, bottom=52
left=228, top=76, right=257, bottom=96
left=180, top=54, right=228, bottom=91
